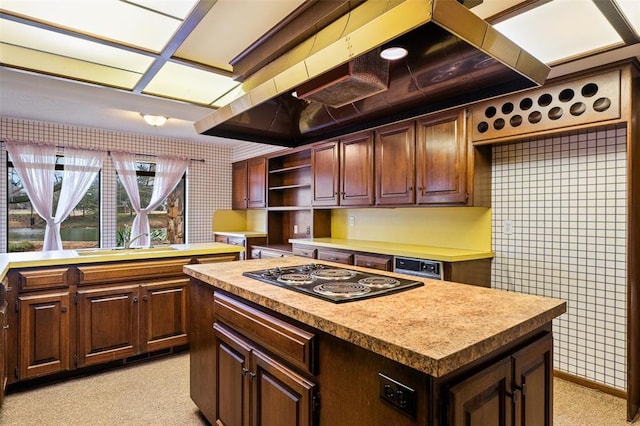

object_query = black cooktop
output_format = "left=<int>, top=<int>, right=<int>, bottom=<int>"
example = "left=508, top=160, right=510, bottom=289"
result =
left=242, top=263, right=424, bottom=303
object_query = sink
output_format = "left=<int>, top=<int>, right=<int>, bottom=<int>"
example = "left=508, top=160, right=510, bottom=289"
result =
left=74, top=246, right=178, bottom=256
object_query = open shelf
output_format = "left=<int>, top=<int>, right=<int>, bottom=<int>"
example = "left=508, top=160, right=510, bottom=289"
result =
left=269, top=184, right=312, bottom=191
left=269, top=164, right=311, bottom=174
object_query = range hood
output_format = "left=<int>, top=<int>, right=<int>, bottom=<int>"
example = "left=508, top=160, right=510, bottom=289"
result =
left=194, top=0, right=550, bottom=147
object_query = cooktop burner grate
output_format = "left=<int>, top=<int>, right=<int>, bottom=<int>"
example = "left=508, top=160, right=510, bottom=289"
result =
left=313, top=282, right=371, bottom=297
left=242, top=263, right=424, bottom=303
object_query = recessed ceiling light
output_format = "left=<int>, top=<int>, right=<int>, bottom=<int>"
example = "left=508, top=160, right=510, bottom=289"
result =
left=141, top=113, right=168, bottom=127
left=380, top=46, right=408, bottom=61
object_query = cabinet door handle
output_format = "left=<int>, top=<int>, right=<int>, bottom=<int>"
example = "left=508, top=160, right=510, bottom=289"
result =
left=408, top=186, right=413, bottom=191
left=133, top=297, right=138, bottom=303
left=61, top=306, right=67, bottom=313
left=143, top=295, right=148, bottom=302
left=2, top=324, right=8, bottom=330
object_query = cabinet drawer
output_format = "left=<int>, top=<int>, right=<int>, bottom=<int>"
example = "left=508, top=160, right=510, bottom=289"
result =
left=354, top=253, right=392, bottom=271
left=214, top=292, right=316, bottom=374
left=292, top=247, right=317, bottom=259
left=317, top=249, right=354, bottom=265
left=77, top=258, right=190, bottom=285
left=195, top=254, right=238, bottom=264
left=18, top=267, right=72, bottom=291
left=226, top=237, right=245, bottom=247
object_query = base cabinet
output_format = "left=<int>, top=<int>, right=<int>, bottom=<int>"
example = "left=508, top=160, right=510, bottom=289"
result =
left=18, top=292, right=70, bottom=379
left=447, top=334, right=553, bottom=426
left=214, top=323, right=315, bottom=426
left=6, top=253, right=237, bottom=386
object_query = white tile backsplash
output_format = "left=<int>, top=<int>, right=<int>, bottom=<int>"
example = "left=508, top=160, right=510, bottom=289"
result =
left=492, top=125, right=627, bottom=390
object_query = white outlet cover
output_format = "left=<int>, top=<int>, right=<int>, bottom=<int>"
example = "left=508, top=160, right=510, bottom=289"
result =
left=503, top=220, right=514, bottom=235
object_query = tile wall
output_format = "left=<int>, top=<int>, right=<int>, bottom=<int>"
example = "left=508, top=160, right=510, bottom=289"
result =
left=1, top=117, right=233, bottom=251
left=492, top=124, right=627, bottom=390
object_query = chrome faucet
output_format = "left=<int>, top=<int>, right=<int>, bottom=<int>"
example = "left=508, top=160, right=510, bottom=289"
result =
left=124, top=232, right=149, bottom=249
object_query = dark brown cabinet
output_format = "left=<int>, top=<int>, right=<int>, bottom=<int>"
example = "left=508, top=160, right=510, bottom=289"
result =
left=416, top=110, right=468, bottom=205
left=233, top=157, right=266, bottom=209
left=0, top=298, right=6, bottom=407
left=77, top=285, right=139, bottom=367
left=375, top=121, right=416, bottom=205
left=340, top=131, right=374, bottom=206
left=448, top=334, right=553, bottom=426
left=312, top=141, right=340, bottom=206
left=214, top=323, right=315, bottom=426
left=77, top=278, right=189, bottom=368
left=17, top=291, right=70, bottom=379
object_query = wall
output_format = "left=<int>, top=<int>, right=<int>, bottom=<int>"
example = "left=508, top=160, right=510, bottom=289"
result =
left=1, top=117, right=233, bottom=252
left=492, top=125, right=627, bottom=390
left=332, top=207, right=492, bottom=252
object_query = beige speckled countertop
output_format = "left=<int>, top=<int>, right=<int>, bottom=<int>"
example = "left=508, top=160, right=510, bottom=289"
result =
left=0, top=242, right=243, bottom=281
left=184, top=256, right=566, bottom=378
left=288, top=238, right=494, bottom=262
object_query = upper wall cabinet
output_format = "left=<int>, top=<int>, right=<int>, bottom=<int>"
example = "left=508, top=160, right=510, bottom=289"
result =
left=375, top=121, right=416, bottom=206
left=311, top=141, right=339, bottom=207
left=416, top=110, right=468, bottom=205
left=312, top=132, right=375, bottom=207
left=340, top=131, right=375, bottom=206
left=232, top=157, right=266, bottom=209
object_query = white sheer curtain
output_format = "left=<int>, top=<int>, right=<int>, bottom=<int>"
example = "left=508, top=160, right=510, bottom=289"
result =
left=47, top=148, right=105, bottom=251
left=111, top=152, right=189, bottom=248
left=6, top=140, right=56, bottom=250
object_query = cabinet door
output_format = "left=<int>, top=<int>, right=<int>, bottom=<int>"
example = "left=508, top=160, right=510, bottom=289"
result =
left=416, top=110, right=467, bottom=204
left=233, top=161, right=248, bottom=209
left=375, top=121, right=415, bottom=205
left=252, top=349, right=315, bottom=426
left=214, top=323, right=252, bottom=426
left=340, top=132, right=374, bottom=206
left=312, top=140, right=339, bottom=206
left=247, top=157, right=266, bottom=208
left=77, top=285, right=140, bottom=367
left=0, top=302, right=7, bottom=406
left=18, top=292, right=70, bottom=379
left=140, top=278, right=189, bottom=353
left=512, top=334, right=553, bottom=426
left=449, top=357, right=513, bottom=426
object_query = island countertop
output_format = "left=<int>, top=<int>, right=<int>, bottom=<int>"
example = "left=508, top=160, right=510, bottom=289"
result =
left=183, top=256, right=566, bottom=378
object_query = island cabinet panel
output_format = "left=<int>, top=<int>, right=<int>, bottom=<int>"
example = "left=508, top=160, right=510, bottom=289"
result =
left=312, top=140, right=340, bottom=206
left=375, top=121, right=416, bottom=205
left=18, top=292, right=70, bottom=379
left=76, top=285, right=140, bottom=367
left=340, top=131, right=374, bottom=206
left=416, top=110, right=468, bottom=205
left=448, top=357, right=513, bottom=426
left=446, top=333, right=553, bottom=426
left=213, top=323, right=316, bottom=426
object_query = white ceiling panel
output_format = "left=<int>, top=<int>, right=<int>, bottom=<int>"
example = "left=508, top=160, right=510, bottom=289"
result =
left=174, top=0, right=306, bottom=71
left=494, top=0, right=624, bottom=64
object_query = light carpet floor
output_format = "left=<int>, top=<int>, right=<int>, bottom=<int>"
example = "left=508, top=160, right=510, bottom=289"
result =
left=0, top=353, right=633, bottom=425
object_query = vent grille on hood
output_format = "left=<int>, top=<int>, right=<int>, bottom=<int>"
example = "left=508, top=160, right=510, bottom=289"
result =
left=295, top=48, right=390, bottom=108
left=194, top=0, right=550, bottom=147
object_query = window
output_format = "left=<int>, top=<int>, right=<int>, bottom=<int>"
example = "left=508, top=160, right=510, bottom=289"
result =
left=7, top=156, right=100, bottom=252
left=116, top=161, right=185, bottom=247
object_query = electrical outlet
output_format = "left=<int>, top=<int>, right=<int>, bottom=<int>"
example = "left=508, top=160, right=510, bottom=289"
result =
left=306, top=226, right=311, bottom=235
left=349, top=216, right=355, bottom=227
left=294, top=225, right=298, bottom=234
left=503, top=219, right=514, bottom=235
left=379, top=373, right=416, bottom=417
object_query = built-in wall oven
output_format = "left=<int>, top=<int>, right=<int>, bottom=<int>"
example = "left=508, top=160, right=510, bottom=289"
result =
left=394, top=257, right=443, bottom=280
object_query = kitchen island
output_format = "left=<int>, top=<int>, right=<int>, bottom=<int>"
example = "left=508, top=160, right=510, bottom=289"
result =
left=184, top=257, right=566, bottom=426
